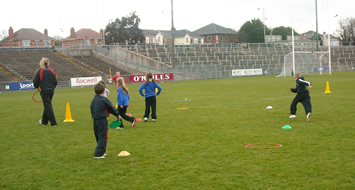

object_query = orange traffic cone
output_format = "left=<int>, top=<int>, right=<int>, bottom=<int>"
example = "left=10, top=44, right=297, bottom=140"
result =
left=64, top=102, right=75, bottom=122
left=324, top=81, right=331, bottom=93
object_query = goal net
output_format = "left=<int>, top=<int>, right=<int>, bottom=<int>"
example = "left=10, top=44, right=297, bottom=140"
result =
left=278, top=51, right=330, bottom=77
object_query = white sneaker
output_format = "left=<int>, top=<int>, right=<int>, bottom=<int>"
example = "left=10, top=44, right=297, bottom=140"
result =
left=152, top=119, right=156, bottom=122
left=307, top=113, right=312, bottom=121
left=289, top=115, right=296, bottom=118
left=144, top=117, right=148, bottom=122
left=94, top=155, right=105, bottom=159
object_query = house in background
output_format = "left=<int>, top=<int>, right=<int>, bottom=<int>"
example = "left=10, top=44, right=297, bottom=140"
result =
left=142, top=30, right=171, bottom=45
left=194, top=23, right=237, bottom=44
left=142, top=29, right=203, bottom=46
left=63, top=28, right=103, bottom=47
left=0, top=27, right=54, bottom=47
left=174, top=30, right=203, bottom=45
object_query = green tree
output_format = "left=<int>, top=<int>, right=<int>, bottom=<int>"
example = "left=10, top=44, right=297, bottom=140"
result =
left=237, top=18, right=265, bottom=43
left=271, top=26, right=299, bottom=40
left=105, top=12, right=145, bottom=44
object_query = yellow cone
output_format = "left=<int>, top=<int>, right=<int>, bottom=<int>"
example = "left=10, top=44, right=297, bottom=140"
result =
left=64, top=102, right=74, bottom=122
left=325, top=81, right=331, bottom=93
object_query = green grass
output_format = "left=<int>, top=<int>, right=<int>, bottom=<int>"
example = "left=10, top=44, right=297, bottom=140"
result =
left=1, top=72, right=354, bottom=189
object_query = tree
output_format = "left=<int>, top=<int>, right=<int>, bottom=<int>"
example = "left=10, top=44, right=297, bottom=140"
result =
left=237, top=18, right=267, bottom=43
left=105, top=12, right=145, bottom=44
left=272, top=26, right=299, bottom=40
left=0, top=29, right=8, bottom=40
left=336, top=17, right=355, bottom=45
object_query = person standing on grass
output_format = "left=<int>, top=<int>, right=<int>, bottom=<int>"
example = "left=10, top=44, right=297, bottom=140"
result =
left=90, top=82, right=119, bottom=159
left=116, top=78, right=136, bottom=129
left=108, top=71, right=127, bottom=86
left=138, top=73, right=162, bottom=122
left=289, top=72, right=313, bottom=121
left=33, top=57, right=58, bottom=127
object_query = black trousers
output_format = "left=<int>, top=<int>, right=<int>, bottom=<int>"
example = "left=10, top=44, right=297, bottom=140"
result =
left=93, top=118, right=108, bottom=157
left=40, top=90, right=57, bottom=126
left=117, top=106, right=135, bottom=127
left=144, top=96, right=157, bottom=119
left=290, top=92, right=312, bottom=115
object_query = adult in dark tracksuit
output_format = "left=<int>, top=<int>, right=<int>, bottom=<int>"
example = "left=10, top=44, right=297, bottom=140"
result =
left=289, top=72, right=313, bottom=121
left=90, top=83, right=119, bottom=159
left=33, top=58, right=58, bottom=126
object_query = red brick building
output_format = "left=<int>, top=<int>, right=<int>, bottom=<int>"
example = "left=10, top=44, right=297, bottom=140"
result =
left=194, top=23, right=237, bottom=44
left=0, top=27, right=54, bottom=47
left=63, top=28, right=103, bottom=47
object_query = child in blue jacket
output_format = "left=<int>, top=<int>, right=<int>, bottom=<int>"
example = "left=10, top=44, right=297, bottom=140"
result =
left=116, top=78, right=136, bottom=128
left=138, top=73, right=162, bottom=122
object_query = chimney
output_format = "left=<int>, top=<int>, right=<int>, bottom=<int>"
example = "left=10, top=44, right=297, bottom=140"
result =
left=100, top=29, right=103, bottom=36
left=70, top=27, right=75, bottom=38
left=9, top=27, right=14, bottom=40
left=44, top=28, right=48, bottom=36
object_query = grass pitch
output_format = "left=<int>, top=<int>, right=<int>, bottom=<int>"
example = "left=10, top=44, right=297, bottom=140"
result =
left=1, top=72, right=354, bottom=189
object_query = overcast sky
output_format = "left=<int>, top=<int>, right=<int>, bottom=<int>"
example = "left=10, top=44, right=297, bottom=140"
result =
left=1, top=0, right=353, bottom=38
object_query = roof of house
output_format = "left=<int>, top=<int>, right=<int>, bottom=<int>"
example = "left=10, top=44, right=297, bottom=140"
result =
left=1, top=28, right=54, bottom=42
left=174, top=30, right=201, bottom=38
left=65, top=28, right=102, bottom=40
left=142, top=29, right=201, bottom=38
left=194, top=23, right=237, bottom=36
left=142, top=29, right=171, bottom=37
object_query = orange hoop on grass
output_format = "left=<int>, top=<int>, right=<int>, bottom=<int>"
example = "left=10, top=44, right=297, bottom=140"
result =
left=244, top=143, right=282, bottom=149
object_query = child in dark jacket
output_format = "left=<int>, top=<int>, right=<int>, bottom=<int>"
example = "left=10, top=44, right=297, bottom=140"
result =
left=289, top=72, right=313, bottom=121
left=138, top=73, right=162, bottom=122
left=90, top=82, right=119, bottom=159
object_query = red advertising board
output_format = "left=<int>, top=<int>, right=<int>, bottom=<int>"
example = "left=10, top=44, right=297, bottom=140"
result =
left=128, top=73, right=174, bottom=83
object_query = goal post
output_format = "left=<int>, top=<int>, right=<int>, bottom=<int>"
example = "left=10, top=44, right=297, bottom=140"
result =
left=278, top=51, right=331, bottom=77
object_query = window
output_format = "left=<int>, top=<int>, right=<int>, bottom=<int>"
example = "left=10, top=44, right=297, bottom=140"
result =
left=44, top=41, right=51, bottom=46
left=208, top=36, right=212, bottom=41
left=219, top=35, right=223, bottom=41
left=35, top=40, right=39, bottom=46
left=186, top=38, right=189, bottom=43
left=22, top=40, right=30, bottom=47
left=225, top=36, right=228, bottom=41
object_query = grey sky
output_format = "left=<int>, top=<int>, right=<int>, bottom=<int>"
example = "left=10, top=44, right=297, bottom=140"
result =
left=1, top=0, right=353, bottom=38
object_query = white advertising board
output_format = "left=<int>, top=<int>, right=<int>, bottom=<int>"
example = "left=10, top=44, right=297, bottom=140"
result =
left=70, top=76, right=102, bottom=87
left=232, top=69, right=263, bottom=76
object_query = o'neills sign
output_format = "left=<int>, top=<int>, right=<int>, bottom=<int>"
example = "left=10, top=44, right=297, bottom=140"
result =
left=129, top=73, right=173, bottom=83
left=70, top=76, right=102, bottom=87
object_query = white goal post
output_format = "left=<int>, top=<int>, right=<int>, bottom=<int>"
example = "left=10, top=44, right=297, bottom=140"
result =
left=278, top=51, right=331, bottom=77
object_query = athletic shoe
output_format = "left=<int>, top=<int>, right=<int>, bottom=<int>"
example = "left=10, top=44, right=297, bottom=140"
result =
left=307, top=112, right=312, bottom=121
left=94, top=155, right=105, bottom=159
left=115, top=127, right=124, bottom=129
left=39, top=119, right=46, bottom=125
left=104, top=153, right=107, bottom=156
left=51, top=124, right=57, bottom=127
left=132, top=119, right=136, bottom=127
left=144, top=117, right=148, bottom=122
left=289, top=115, right=296, bottom=118
left=152, top=119, right=156, bottom=122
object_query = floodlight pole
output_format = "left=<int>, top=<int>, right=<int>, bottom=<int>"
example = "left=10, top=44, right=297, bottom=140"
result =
left=315, top=0, right=319, bottom=51
left=171, top=0, right=175, bottom=69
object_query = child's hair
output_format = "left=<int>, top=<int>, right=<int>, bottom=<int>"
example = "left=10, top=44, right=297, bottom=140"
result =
left=117, top=77, right=129, bottom=94
left=144, top=72, right=155, bottom=86
left=94, top=83, right=105, bottom=95
left=294, top=72, right=301, bottom=78
left=39, top=57, right=49, bottom=69
left=98, top=80, right=107, bottom=88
